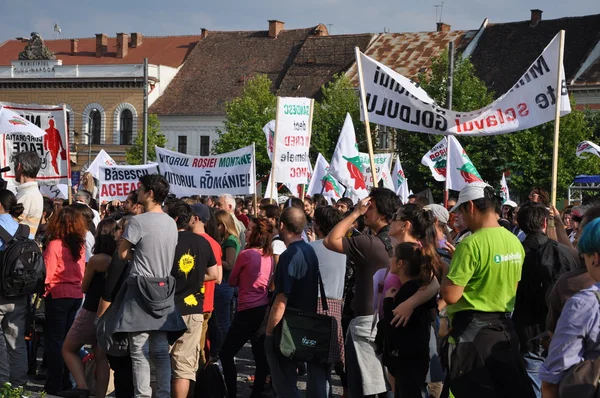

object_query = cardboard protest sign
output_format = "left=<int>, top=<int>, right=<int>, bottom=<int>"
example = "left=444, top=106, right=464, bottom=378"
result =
left=99, top=163, right=160, bottom=202
left=0, top=102, right=69, bottom=185
left=156, top=145, right=256, bottom=197
left=358, top=33, right=570, bottom=136
left=272, top=97, right=313, bottom=186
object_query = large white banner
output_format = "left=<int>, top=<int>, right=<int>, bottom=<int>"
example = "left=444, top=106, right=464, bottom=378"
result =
left=0, top=102, right=69, bottom=185
left=272, top=97, right=313, bottom=185
left=359, top=33, right=570, bottom=136
left=156, top=145, right=256, bottom=197
left=359, top=152, right=393, bottom=189
left=99, top=163, right=160, bottom=202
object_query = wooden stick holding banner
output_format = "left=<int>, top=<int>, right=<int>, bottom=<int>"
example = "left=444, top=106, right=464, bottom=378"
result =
left=444, top=136, right=451, bottom=207
left=269, top=97, right=281, bottom=201
left=444, top=41, right=454, bottom=208
left=355, top=47, right=378, bottom=188
left=252, top=142, right=258, bottom=216
left=550, top=30, right=565, bottom=208
left=302, top=98, right=315, bottom=203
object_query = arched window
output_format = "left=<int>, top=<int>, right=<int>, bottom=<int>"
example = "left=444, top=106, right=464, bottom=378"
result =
left=120, top=109, right=133, bottom=145
left=90, top=109, right=101, bottom=144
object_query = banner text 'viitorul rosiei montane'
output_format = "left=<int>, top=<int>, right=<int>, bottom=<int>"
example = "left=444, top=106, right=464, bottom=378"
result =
left=155, top=145, right=256, bottom=197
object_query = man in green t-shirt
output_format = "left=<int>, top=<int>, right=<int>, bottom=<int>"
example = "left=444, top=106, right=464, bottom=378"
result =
left=440, top=182, right=535, bottom=398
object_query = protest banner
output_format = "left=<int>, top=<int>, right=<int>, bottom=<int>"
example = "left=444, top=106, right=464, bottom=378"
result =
left=446, top=136, right=483, bottom=191
left=40, top=184, right=69, bottom=200
left=330, top=113, right=370, bottom=199
left=0, top=102, right=69, bottom=185
left=263, top=120, right=276, bottom=161
left=500, top=173, right=510, bottom=203
left=392, top=155, right=410, bottom=204
left=359, top=152, right=393, bottom=189
left=156, top=145, right=256, bottom=197
left=357, top=32, right=570, bottom=137
left=271, top=97, right=314, bottom=198
left=421, top=137, right=448, bottom=182
left=99, top=163, right=160, bottom=202
left=307, top=153, right=342, bottom=203
left=86, top=149, right=116, bottom=180
left=576, top=141, right=600, bottom=159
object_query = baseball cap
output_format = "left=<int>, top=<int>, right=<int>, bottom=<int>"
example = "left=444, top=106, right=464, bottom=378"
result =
left=449, top=182, right=492, bottom=213
left=502, top=200, right=518, bottom=208
left=190, top=203, right=210, bottom=223
left=424, top=204, right=449, bottom=225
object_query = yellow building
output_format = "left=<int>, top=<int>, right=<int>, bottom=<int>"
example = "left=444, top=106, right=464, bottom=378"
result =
left=0, top=32, right=200, bottom=169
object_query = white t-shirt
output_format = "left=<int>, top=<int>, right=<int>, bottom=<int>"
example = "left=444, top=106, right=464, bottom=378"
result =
left=85, top=230, right=95, bottom=262
left=272, top=235, right=286, bottom=256
left=309, top=239, right=346, bottom=300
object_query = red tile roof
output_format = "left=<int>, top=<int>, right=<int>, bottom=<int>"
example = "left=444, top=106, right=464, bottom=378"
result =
left=0, top=35, right=200, bottom=68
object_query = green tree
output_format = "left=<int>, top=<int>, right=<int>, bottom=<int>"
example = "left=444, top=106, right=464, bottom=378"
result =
left=312, top=74, right=366, bottom=161
left=213, top=74, right=276, bottom=178
left=125, top=114, right=166, bottom=165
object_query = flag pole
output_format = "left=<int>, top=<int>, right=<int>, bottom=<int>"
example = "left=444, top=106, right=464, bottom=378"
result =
left=252, top=142, right=258, bottom=216
left=444, top=41, right=454, bottom=208
left=355, top=47, right=378, bottom=187
left=550, top=30, right=565, bottom=208
left=302, top=98, right=314, bottom=203
left=270, top=97, right=281, bottom=201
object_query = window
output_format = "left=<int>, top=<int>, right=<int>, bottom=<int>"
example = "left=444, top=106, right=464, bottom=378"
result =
left=89, top=109, right=101, bottom=144
left=178, top=136, right=187, bottom=154
left=200, top=136, right=210, bottom=156
left=120, top=109, right=133, bottom=145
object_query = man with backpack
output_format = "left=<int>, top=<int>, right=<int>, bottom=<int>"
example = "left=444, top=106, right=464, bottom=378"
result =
left=512, top=202, right=578, bottom=398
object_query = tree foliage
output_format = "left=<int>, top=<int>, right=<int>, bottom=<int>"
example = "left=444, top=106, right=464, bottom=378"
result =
left=213, top=74, right=276, bottom=178
left=126, top=114, right=166, bottom=165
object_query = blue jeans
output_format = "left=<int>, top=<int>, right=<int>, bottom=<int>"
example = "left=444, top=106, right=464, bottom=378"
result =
left=213, top=283, right=234, bottom=355
left=264, top=334, right=301, bottom=398
left=307, top=363, right=333, bottom=398
left=523, top=351, right=544, bottom=398
left=129, top=331, right=171, bottom=398
left=44, top=296, right=82, bottom=394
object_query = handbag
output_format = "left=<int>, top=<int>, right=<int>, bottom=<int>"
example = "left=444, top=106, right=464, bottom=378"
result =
left=274, top=268, right=332, bottom=364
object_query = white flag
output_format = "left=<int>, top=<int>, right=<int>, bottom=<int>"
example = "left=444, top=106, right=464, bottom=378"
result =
left=329, top=113, right=369, bottom=199
left=576, top=141, right=600, bottom=159
left=264, top=173, right=277, bottom=200
left=86, top=149, right=116, bottom=180
left=500, top=173, right=510, bottom=202
left=263, top=120, right=276, bottom=161
left=421, top=137, right=448, bottom=182
left=446, top=136, right=484, bottom=191
left=358, top=32, right=570, bottom=136
left=359, top=152, right=394, bottom=189
left=392, top=155, right=410, bottom=204
left=307, top=154, right=342, bottom=203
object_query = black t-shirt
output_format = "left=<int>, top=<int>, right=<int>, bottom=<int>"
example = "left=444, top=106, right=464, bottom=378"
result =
left=101, top=251, right=129, bottom=303
left=273, top=240, right=319, bottom=312
left=83, top=271, right=105, bottom=312
left=342, top=233, right=390, bottom=316
left=171, top=231, right=217, bottom=315
left=382, top=279, right=436, bottom=365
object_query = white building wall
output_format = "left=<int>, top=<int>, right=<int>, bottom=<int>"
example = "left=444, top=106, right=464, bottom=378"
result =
left=159, top=115, right=225, bottom=155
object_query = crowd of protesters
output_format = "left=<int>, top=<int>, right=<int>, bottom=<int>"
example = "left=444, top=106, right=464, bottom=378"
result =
left=0, top=151, right=600, bottom=398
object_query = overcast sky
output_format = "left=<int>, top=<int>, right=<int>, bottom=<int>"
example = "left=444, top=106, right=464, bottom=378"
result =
left=1, top=0, right=598, bottom=40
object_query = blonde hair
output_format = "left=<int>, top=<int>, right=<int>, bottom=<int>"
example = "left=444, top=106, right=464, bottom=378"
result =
left=80, top=172, right=96, bottom=193
left=215, top=210, right=239, bottom=242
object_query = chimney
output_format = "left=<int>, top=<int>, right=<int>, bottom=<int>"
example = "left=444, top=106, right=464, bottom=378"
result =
left=201, top=28, right=208, bottom=39
left=436, top=22, right=451, bottom=32
left=314, top=24, right=328, bottom=37
left=116, top=33, right=129, bottom=58
left=70, top=39, right=79, bottom=55
left=268, top=20, right=284, bottom=38
left=530, top=9, right=543, bottom=27
left=130, top=32, right=143, bottom=48
left=95, top=33, right=107, bottom=57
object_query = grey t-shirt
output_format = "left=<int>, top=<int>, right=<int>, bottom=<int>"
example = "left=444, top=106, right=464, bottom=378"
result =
left=124, top=212, right=178, bottom=278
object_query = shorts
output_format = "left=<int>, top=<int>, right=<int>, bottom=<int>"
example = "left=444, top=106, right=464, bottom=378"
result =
left=65, top=307, right=98, bottom=346
left=170, top=313, right=204, bottom=381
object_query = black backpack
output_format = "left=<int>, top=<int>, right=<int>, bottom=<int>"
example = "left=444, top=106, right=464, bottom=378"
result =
left=0, top=224, right=45, bottom=297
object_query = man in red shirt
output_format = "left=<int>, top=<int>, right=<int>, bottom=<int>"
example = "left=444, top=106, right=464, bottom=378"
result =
left=190, top=203, right=222, bottom=368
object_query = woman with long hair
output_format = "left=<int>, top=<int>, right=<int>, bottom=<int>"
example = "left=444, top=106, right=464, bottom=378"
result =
left=212, top=210, right=241, bottom=355
left=78, top=172, right=98, bottom=199
left=43, top=206, right=88, bottom=394
left=62, top=219, right=120, bottom=398
left=220, top=218, right=273, bottom=398
left=71, top=202, right=96, bottom=262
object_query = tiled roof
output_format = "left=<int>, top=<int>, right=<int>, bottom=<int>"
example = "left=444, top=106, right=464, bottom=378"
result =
left=469, top=14, right=600, bottom=96
left=149, top=27, right=324, bottom=116
left=346, top=30, right=477, bottom=84
left=0, top=35, right=200, bottom=68
left=278, top=34, right=375, bottom=99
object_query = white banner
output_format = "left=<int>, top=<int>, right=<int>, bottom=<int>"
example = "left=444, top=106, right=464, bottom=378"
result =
left=392, top=155, right=410, bottom=204
left=446, top=136, right=483, bottom=191
left=500, top=173, right=510, bottom=202
left=576, top=141, right=600, bottom=159
left=87, top=149, right=116, bottom=180
left=40, top=184, right=69, bottom=200
left=99, top=163, right=160, bottom=202
left=307, top=153, right=342, bottom=203
left=263, top=120, right=276, bottom=161
left=0, top=102, right=70, bottom=185
left=156, top=145, right=256, bottom=197
left=272, top=97, right=313, bottom=185
left=359, top=152, right=393, bottom=189
left=358, top=33, right=570, bottom=136
left=421, top=137, right=448, bottom=182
